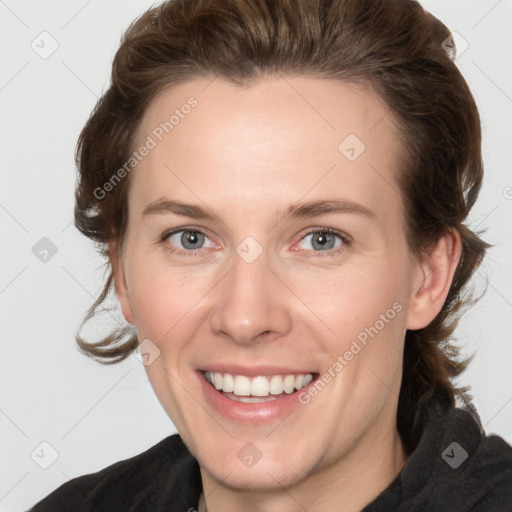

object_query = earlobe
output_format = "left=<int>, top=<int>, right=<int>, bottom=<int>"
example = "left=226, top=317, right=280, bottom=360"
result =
left=405, top=229, right=462, bottom=330
left=108, top=240, right=135, bottom=325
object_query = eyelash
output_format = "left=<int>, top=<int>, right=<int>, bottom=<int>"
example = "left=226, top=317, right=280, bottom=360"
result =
left=158, top=227, right=351, bottom=258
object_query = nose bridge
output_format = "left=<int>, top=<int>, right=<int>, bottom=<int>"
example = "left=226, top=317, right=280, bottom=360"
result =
left=209, top=246, right=291, bottom=345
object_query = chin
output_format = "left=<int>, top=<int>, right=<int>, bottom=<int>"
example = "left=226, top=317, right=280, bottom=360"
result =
left=202, top=459, right=314, bottom=491
left=194, top=438, right=321, bottom=491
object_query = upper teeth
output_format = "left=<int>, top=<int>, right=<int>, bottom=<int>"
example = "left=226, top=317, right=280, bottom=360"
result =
left=204, top=371, right=313, bottom=397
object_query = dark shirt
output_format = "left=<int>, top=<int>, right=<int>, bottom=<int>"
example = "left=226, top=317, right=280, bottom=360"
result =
left=30, top=397, right=512, bottom=511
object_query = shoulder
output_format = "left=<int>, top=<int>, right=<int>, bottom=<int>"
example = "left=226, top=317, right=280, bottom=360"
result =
left=29, top=434, right=202, bottom=512
left=365, top=399, right=512, bottom=512
left=467, top=432, right=512, bottom=510
left=407, top=404, right=512, bottom=511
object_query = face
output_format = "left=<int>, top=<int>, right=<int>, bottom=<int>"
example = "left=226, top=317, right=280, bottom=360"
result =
left=114, top=76, right=429, bottom=491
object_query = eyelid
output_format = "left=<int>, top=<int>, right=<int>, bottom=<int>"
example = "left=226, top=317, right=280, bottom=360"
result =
left=301, top=227, right=351, bottom=244
left=159, top=225, right=214, bottom=242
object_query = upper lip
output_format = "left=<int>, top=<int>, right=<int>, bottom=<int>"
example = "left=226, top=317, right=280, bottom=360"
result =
left=199, top=364, right=316, bottom=377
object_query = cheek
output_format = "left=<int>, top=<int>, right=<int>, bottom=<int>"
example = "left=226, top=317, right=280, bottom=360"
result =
left=287, top=259, right=409, bottom=395
left=124, top=253, right=172, bottom=326
left=288, top=261, right=406, bottom=339
left=126, top=258, right=217, bottom=345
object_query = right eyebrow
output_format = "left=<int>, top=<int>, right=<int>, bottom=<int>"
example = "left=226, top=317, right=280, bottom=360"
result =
left=143, top=198, right=217, bottom=220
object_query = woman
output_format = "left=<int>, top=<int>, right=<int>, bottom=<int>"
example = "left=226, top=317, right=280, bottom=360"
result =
left=31, top=0, right=512, bottom=510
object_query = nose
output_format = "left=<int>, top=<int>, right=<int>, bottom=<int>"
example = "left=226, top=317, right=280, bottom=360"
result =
left=209, top=249, right=292, bottom=346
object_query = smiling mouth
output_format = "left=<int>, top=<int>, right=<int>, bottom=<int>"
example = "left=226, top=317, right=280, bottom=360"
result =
left=203, top=371, right=316, bottom=403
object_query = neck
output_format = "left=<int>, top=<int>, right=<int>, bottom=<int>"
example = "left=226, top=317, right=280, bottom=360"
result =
left=200, top=427, right=407, bottom=512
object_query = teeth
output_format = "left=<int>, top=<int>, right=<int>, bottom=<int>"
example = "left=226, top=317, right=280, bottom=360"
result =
left=283, top=375, right=295, bottom=394
left=269, top=375, right=284, bottom=395
left=234, top=375, right=251, bottom=396
left=204, top=371, right=314, bottom=397
left=214, top=372, right=223, bottom=390
left=223, top=373, right=234, bottom=392
left=251, top=376, right=269, bottom=397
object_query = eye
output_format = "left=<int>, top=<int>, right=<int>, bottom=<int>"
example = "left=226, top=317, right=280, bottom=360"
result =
left=296, top=228, right=349, bottom=255
left=162, top=229, right=216, bottom=254
left=159, top=227, right=350, bottom=257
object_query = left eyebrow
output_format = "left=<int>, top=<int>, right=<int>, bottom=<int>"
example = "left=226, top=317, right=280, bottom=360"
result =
left=280, top=198, right=375, bottom=221
left=142, top=198, right=375, bottom=221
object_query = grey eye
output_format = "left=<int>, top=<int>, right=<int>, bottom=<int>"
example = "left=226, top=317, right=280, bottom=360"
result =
left=298, top=231, right=343, bottom=251
left=168, top=230, right=214, bottom=250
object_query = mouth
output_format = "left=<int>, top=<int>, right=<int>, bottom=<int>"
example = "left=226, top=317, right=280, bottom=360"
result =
left=197, top=365, right=320, bottom=423
left=203, top=370, right=316, bottom=403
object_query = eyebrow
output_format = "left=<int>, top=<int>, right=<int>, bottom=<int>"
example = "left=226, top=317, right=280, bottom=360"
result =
left=142, top=198, right=375, bottom=221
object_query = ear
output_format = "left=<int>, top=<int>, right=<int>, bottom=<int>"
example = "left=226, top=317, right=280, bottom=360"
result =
left=406, top=229, right=462, bottom=330
left=108, top=240, right=135, bottom=325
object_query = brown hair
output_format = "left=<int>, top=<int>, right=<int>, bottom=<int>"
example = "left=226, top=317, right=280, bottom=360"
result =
left=74, top=0, right=489, bottom=452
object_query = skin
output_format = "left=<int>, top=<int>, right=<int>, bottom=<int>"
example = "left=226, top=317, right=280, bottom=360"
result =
left=111, top=75, right=461, bottom=512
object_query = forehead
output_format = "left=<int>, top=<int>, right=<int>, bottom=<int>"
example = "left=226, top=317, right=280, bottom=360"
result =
left=130, top=76, right=403, bottom=227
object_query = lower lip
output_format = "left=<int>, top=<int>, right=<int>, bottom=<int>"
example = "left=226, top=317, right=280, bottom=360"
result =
left=197, top=371, right=314, bottom=424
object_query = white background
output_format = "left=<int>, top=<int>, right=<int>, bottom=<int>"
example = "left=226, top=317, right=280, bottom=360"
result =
left=1, top=1, right=511, bottom=510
